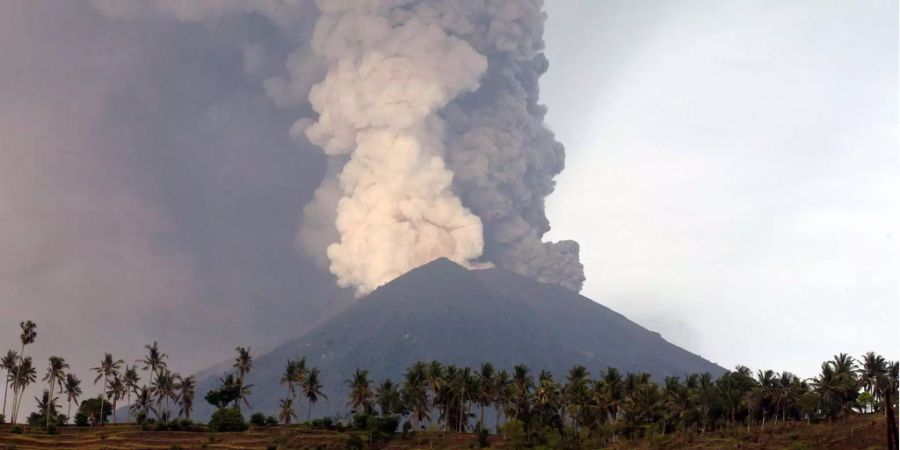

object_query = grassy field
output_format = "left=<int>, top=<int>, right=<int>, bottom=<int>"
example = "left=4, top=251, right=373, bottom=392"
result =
left=0, top=414, right=890, bottom=449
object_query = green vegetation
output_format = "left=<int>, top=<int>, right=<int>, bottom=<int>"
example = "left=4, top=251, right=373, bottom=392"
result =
left=2, top=319, right=897, bottom=450
left=208, top=407, right=248, bottom=432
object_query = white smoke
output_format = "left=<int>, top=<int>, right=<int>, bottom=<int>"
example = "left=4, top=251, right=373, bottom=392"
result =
left=298, top=1, right=489, bottom=295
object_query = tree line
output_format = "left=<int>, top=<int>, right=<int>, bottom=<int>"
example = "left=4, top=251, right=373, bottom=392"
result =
left=2, top=320, right=898, bottom=449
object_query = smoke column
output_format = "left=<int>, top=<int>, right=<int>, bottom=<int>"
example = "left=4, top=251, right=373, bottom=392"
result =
left=92, top=0, right=585, bottom=296
left=298, top=1, right=584, bottom=295
left=298, top=1, right=489, bottom=296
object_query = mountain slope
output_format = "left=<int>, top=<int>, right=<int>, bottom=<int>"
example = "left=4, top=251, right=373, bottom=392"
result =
left=192, top=258, right=724, bottom=420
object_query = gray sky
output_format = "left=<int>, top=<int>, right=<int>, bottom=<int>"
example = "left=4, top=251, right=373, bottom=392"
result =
left=542, top=0, right=899, bottom=375
left=0, top=0, right=897, bottom=417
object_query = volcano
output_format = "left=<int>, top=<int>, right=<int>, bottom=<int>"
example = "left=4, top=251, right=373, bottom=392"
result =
left=191, top=258, right=725, bottom=420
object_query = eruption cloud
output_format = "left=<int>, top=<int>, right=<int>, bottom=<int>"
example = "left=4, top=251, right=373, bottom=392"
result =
left=93, top=0, right=585, bottom=296
left=298, top=0, right=585, bottom=295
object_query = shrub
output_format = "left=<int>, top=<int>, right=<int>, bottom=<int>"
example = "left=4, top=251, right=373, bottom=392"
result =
left=46, top=424, right=58, bottom=435
left=77, top=397, right=112, bottom=425
left=477, top=427, right=490, bottom=448
left=74, top=412, right=89, bottom=427
left=0, top=413, right=5, bottom=424
left=311, top=417, right=335, bottom=430
left=135, top=412, right=148, bottom=425
left=375, top=415, right=399, bottom=436
left=345, top=433, right=365, bottom=450
left=208, top=407, right=247, bottom=432
left=250, top=412, right=267, bottom=426
left=352, top=413, right=371, bottom=430
left=499, top=420, right=527, bottom=449
left=265, top=416, right=278, bottom=426
left=10, top=425, right=23, bottom=434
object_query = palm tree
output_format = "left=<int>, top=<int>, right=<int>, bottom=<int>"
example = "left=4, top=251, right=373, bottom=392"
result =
left=476, top=363, right=495, bottom=428
left=63, top=374, right=82, bottom=423
left=1, top=350, right=18, bottom=420
left=34, top=389, right=60, bottom=426
left=564, top=365, right=590, bottom=430
left=234, top=346, right=253, bottom=384
left=279, top=397, right=297, bottom=424
left=152, top=369, right=178, bottom=420
left=10, top=356, right=36, bottom=424
left=177, top=375, right=196, bottom=419
left=346, top=369, right=373, bottom=414
left=426, top=360, right=445, bottom=421
left=511, top=364, right=533, bottom=421
left=106, top=375, right=126, bottom=424
left=492, top=370, right=511, bottom=428
left=280, top=358, right=306, bottom=415
left=402, top=362, right=430, bottom=430
left=859, top=352, right=887, bottom=408
left=280, top=359, right=298, bottom=403
left=42, top=356, right=68, bottom=429
left=122, top=365, right=141, bottom=421
left=287, top=357, right=307, bottom=420
left=534, top=371, right=561, bottom=429
left=831, top=353, right=858, bottom=416
left=130, top=386, right=156, bottom=419
left=303, top=368, right=326, bottom=420
left=11, top=320, right=37, bottom=423
left=376, top=378, right=400, bottom=416
left=811, top=361, right=841, bottom=421
left=601, top=367, right=625, bottom=424
left=138, top=342, right=167, bottom=388
left=92, top=353, right=122, bottom=426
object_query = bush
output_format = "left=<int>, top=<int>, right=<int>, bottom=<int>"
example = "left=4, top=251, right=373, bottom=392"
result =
left=46, top=424, right=58, bottom=435
left=74, top=412, right=89, bottom=427
left=375, top=415, right=399, bottom=436
left=265, top=416, right=278, bottom=426
left=250, top=412, right=267, bottom=426
left=0, top=413, right=5, bottom=424
left=499, top=420, right=527, bottom=449
left=311, top=417, right=335, bottom=430
left=10, top=425, right=23, bottom=434
left=477, top=427, right=490, bottom=448
left=208, top=407, right=247, bottom=432
left=352, top=413, right=371, bottom=430
left=135, top=412, right=148, bottom=425
left=77, top=397, right=112, bottom=425
left=345, top=433, right=365, bottom=450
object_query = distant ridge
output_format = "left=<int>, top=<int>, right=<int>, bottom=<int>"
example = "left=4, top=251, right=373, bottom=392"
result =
left=191, top=257, right=725, bottom=420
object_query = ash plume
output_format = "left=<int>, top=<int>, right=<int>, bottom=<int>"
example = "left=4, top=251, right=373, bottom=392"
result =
left=93, top=0, right=585, bottom=295
left=298, top=0, right=584, bottom=294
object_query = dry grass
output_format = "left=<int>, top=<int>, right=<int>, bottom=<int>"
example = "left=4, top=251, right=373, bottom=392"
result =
left=0, top=414, right=889, bottom=450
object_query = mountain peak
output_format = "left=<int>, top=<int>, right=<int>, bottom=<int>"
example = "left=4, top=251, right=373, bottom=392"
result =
left=191, top=256, right=725, bottom=420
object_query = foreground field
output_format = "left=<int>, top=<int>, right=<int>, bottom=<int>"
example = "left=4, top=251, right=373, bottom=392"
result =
left=0, top=414, right=890, bottom=449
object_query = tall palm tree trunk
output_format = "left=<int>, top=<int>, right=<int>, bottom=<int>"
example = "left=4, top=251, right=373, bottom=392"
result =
left=99, top=378, right=107, bottom=426
left=884, top=388, right=898, bottom=450
left=2, top=377, right=9, bottom=420
left=14, top=380, right=28, bottom=424
left=67, top=398, right=72, bottom=424
left=11, top=343, right=24, bottom=423
left=46, top=382, right=54, bottom=429
left=308, top=401, right=312, bottom=421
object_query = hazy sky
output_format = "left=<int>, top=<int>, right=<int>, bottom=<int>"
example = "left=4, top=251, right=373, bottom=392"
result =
left=543, top=0, right=899, bottom=375
left=0, top=0, right=897, bottom=418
